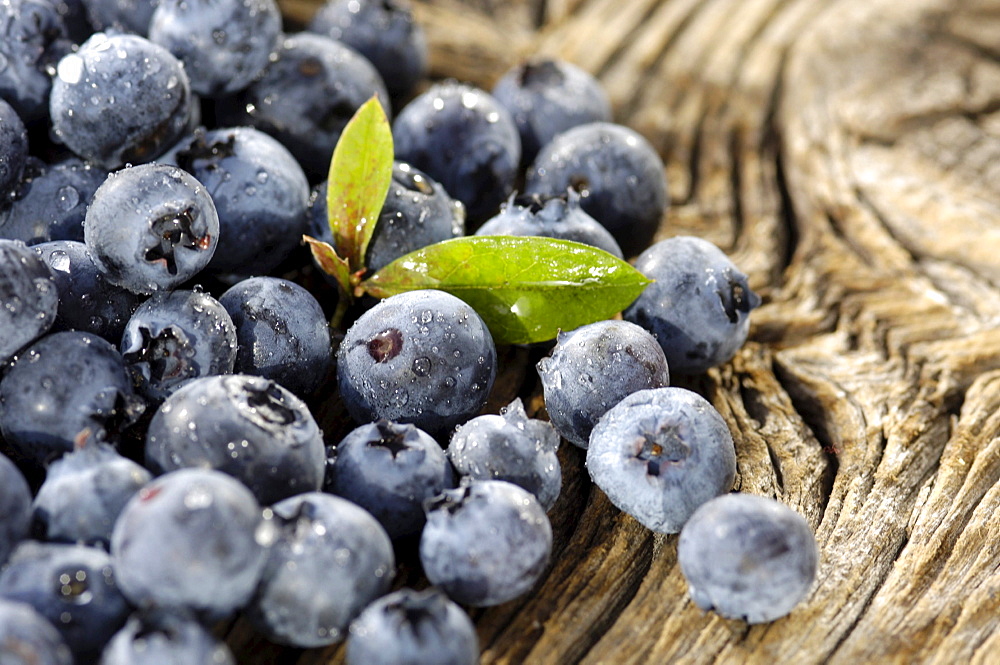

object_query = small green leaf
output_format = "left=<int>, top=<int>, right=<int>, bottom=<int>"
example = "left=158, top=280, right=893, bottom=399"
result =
left=326, top=95, right=393, bottom=272
left=362, top=236, right=652, bottom=345
left=303, top=235, right=352, bottom=295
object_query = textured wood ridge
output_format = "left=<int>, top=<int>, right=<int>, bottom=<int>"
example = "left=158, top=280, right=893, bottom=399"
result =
left=265, top=1, right=1000, bottom=663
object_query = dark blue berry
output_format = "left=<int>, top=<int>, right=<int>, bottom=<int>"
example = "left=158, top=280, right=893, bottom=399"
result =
left=99, top=609, right=236, bottom=665
left=492, top=57, right=611, bottom=165
left=337, top=289, right=497, bottom=438
left=218, top=32, right=389, bottom=181
left=0, top=238, right=58, bottom=365
left=0, top=0, right=73, bottom=122
left=0, top=331, right=142, bottom=467
left=0, top=541, right=130, bottom=659
left=244, top=491, right=395, bottom=647
left=120, top=290, right=237, bottom=402
left=308, top=160, right=466, bottom=274
left=536, top=319, right=669, bottom=448
left=0, top=451, right=32, bottom=566
left=79, top=0, right=158, bottom=36
left=148, top=0, right=281, bottom=97
left=0, top=98, right=28, bottom=197
left=32, top=240, right=144, bottom=342
left=345, top=588, right=478, bottom=665
left=163, top=126, right=310, bottom=277
left=0, top=598, right=74, bottom=665
left=50, top=33, right=191, bottom=168
left=328, top=420, right=456, bottom=539
left=31, top=435, right=152, bottom=547
left=308, top=0, right=426, bottom=100
left=218, top=276, right=332, bottom=398
left=84, top=164, right=219, bottom=294
left=110, top=468, right=269, bottom=619
left=623, top=236, right=760, bottom=373
left=144, top=375, right=326, bottom=505
left=678, top=493, right=818, bottom=623
left=525, top=121, right=667, bottom=256
left=447, top=398, right=561, bottom=511
left=475, top=191, right=623, bottom=259
left=586, top=387, right=736, bottom=533
left=420, top=479, right=552, bottom=606
left=394, top=81, right=520, bottom=223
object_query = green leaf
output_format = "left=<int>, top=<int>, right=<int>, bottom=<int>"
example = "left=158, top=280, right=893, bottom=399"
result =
left=303, top=235, right=352, bottom=295
left=326, top=95, right=393, bottom=272
left=362, top=236, right=653, bottom=345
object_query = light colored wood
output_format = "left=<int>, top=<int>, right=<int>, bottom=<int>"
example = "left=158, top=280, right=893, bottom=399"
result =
left=261, top=0, right=1000, bottom=662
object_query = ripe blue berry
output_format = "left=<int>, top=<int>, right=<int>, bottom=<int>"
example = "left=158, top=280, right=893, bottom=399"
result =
left=144, top=375, right=326, bottom=505
left=492, top=57, right=611, bottom=165
left=100, top=610, right=236, bottom=665
left=244, top=491, right=395, bottom=647
left=623, top=235, right=761, bottom=374
left=586, top=387, right=736, bottom=533
left=84, top=164, right=219, bottom=294
left=537, top=319, right=669, bottom=448
left=345, top=588, right=479, bottom=665
left=110, top=468, right=269, bottom=619
left=50, top=33, right=191, bottom=168
left=420, top=479, right=552, bottom=606
left=447, top=398, right=562, bottom=511
left=678, top=493, right=818, bottom=623
left=393, top=81, right=520, bottom=223
left=0, top=0, right=73, bottom=122
left=525, top=121, right=667, bottom=256
left=0, top=452, right=32, bottom=566
left=0, top=238, right=58, bottom=365
left=0, top=98, right=28, bottom=197
left=328, top=420, right=456, bottom=539
left=337, top=289, right=497, bottom=438
left=0, top=598, right=74, bottom=665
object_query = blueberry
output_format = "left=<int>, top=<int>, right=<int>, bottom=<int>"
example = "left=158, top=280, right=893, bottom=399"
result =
left=0, top=238, right=58, bottom=365
left=420, top=479, right=552, bottom=606
left=1, top=158, right=109, bottom=245
left=0, top=0, right=73, bottom=122
left=447, top=398, right=562, bottom=511
left=394, top=81, right=520, bottom=223
left=678, top=493, right=818, bottom=623
left=475, top=191, right=623, bottom=259
left=308, top=0, right=426, bottom=101
left=586, top=387, right=736, bottom=534
left=492, top=58, right=611, bottom=165
left=110, top=468, right=269, bottom=619
left=0, top=451, right=32, bottom=566
left=536, top=319, right=669, bottom=448
left=100, top=609, right=236, bottom=665
left=120, top=289, right=237, bottom=402
left=218, top=32, right=389, bottom=181
left=328, top=420, right=456, bottom=539
left=525, top=121, right=667, bottom=256
left=0, top=98, right=28, bottom=197
left=218, top=276, right=332, bottom=398
left=50, top=33, right=191, bottom=168
left=623, top=236, right=761, bottom=374
left=308, top=160, right=466, bottom=274
left=337, top=289, right=497, bottom=438
left=244, top=491, right=395, bottom=647
left=31, top=434, right=152, bottom=547
left=163, top=126, right=310, bottom=277
left=145, top=375, right=326, bottom=505
left=84, top=163, right=220, bottom=294
left=148, top=0, right=281, bottom=97
left=345, top=588, right=478, bottom=665
left=0, top=331, right=143, bottom=467
left=0, top=541, right=130, bottom=659
left=80, top=0, right=159, bottom=35
left=32, top=240, right=144, bottom=342
left=0, top=598, right=74, bottom=665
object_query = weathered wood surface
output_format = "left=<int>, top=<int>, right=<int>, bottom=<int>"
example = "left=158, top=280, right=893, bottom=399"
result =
left=260, top=0, right=1000, bottom=662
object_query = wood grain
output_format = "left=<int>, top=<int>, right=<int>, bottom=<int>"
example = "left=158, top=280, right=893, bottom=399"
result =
left=262, top=0, right=1000, bottom=662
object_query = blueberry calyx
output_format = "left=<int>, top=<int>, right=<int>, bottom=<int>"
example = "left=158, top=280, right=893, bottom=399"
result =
left=55, top=567, right=93, bottom=605
left=175, top=133, right=238, bottom=173
left=424, top=486, right=471, bottom=515
left=636, top=428, right=689, bottom=478
left=244, top=385, right=296, bottom=426
left=371, top=420, right=412, bottom=458
left=145, top=207, right=210, bottom=275
left=518, top=59, right=566, bottom=89
left=366, top=328, right=403, bottom=363
left=123, top=327, right=196, bottom=384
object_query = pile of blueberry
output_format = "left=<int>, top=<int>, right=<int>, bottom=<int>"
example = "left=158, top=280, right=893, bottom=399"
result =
left=0, top=0, right=819, bottom=662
